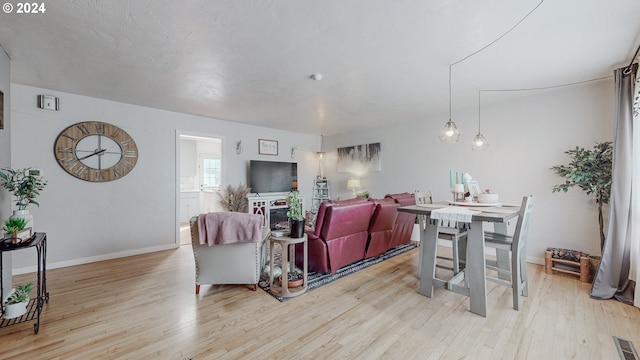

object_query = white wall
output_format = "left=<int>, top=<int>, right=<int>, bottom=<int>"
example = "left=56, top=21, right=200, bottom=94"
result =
left=0, top=46, right=12, bottom=297
left=8, top=77, right=614, bottom=270
left=323, top=79, right=615, bottom=263
left=9, top=84, right=320, bottom=272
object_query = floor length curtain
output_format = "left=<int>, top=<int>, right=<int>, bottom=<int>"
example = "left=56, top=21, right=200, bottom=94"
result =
left=590, top=63, right=638, bottom=304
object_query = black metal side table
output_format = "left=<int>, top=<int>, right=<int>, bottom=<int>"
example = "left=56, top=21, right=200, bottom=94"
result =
left=0, top=232, right=49, bottom=333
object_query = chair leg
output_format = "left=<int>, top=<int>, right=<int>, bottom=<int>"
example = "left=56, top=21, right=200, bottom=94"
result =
left=196, top=284, right=200, bottom=295
left=520, top=249, right=528, bottom=297
left=252, top=283, right=257, bottom=291
left=511, top=249, right=520, bottom=311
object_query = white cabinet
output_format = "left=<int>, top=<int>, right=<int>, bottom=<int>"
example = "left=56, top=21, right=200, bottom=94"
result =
left=180, top=191, right=200, bottom=222
left=247, top=193, right=304, bottom=230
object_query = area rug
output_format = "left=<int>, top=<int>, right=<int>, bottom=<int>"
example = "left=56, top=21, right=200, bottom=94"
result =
left=258, top=243, right=417, bottom=302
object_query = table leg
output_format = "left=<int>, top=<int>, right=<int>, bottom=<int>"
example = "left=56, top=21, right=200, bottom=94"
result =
left=418, top=217, right=439, bottom=297
left=269, top=239, right=275, bottom=289
left=417, top=215, right=425, bottom=277
left=467, top=220, right=487, bottom=317
left=303, top=239, right=308, bottom=291
left=281, top=243, right=289, bottom=296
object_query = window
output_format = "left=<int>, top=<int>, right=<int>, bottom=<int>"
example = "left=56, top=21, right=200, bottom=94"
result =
left=201, top=155, right=221, bottom=190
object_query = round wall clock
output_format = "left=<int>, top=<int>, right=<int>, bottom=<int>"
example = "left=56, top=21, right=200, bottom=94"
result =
left=54, top=121, right=138, bottom=182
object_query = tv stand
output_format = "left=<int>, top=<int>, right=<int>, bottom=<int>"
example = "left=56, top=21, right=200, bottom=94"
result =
left=247, top=193, right=304, bottom=230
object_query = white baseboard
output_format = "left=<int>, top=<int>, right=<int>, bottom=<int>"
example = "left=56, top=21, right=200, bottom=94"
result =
left=11, top=244, right=178, bottom=275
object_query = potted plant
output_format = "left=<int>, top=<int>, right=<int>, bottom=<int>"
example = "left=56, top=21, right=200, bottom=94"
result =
left=2, top=217, right=30, bottom=244
left=551, top=141, right=612, bottom=252
left=3, top=282, right=33, bottom=319
left=0, top=168, right=47, bottom=229
left=286, top=191, right=305, bottom=238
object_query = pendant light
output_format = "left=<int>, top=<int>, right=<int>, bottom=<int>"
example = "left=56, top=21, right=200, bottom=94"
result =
left=471, top=91, right=489, bottom=151
left=439, top=65, right=460, bottom=143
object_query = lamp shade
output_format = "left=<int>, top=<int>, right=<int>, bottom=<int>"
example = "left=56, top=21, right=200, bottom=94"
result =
left=471, top=133, right=489, bottom=151
left=347, top=179, right=361, bottom=189
left=439, top=120, right=460, bottom=143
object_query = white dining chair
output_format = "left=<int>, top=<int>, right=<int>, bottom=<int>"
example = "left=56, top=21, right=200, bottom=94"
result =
left=484, top=195, right=534, bottom=310
left=415, top=190, right=467, bottom=275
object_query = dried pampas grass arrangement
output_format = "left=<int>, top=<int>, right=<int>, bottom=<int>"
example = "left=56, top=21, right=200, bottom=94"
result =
left=219, top=183, right=251, bottom=212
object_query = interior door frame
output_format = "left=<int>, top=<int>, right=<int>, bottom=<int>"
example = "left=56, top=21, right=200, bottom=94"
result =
left=175, top=130, right=226, bottom=247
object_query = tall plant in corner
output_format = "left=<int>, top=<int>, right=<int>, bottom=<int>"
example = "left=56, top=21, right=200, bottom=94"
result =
left=551, top=142, right=612, bottom=250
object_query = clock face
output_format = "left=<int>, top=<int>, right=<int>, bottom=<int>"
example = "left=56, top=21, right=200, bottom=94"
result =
left=54, top=121, right=138, bottom=182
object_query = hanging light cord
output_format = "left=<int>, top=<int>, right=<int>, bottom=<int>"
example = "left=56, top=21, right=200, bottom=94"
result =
left=479, top=75, right=611, bottom=93
left=478, top=91, right=482, bottom=133
left=448, top=64, right=452, bottom=119
left=448, top=0, right=544, bottom=118
left=451, top=0, right=544, bottom=68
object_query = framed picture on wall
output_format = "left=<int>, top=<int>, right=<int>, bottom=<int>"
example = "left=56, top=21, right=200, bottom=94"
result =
left=336, top=142, right=382, bottom=172
left=258, top=139, right=278, bottom=155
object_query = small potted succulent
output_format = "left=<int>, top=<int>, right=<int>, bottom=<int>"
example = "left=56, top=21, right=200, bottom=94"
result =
left=3, top=282, right=33, bottom=319
left=286, top=191, right=305, bottom=238
left=2, top=217, right=30, bottom=244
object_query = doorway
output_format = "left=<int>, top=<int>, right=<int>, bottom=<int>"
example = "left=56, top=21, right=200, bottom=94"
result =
left=177, top=132, right=224, bottom=246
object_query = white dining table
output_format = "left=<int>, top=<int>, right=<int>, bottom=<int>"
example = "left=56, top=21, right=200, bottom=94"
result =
left=398, top=202, right=519, bottom=317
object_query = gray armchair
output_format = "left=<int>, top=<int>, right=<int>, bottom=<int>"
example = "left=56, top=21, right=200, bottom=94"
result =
left=190, top=214, right=270, bottom=294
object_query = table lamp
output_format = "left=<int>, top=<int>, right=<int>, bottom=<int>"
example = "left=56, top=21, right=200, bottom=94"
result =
left=347, top=178, right=361, bottom=197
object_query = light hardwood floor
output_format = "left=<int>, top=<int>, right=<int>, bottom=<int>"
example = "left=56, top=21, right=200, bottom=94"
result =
left=1, top=245, right=639, bottom=360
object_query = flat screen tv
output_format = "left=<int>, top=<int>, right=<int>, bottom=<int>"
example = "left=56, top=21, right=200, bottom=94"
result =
left=249, top=160, right=298, bottom=194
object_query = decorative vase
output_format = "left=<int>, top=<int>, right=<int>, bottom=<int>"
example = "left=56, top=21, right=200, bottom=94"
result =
left=289, top=219, right=305, bottom=238
left=3, top=297, right=29, bottom=319
left=10, top=210, right=34, bottom=231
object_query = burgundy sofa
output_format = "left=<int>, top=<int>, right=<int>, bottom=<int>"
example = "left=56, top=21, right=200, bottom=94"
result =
left=364, top=199, right=399, bottom=259
left=297, top=197, right=374, bottom=274
left=384, top=192, right=417, bottom=249
left=297, top=194, right=417, bottom=274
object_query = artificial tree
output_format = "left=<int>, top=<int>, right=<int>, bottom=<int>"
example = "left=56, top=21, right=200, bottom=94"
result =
left=551, top=141, right=612, bottom=251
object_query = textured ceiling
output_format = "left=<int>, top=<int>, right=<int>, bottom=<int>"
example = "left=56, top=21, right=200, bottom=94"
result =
left=1, top=0, right=639, bottom=135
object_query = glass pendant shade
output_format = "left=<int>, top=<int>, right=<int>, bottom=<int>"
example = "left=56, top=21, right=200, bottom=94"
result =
left=471, top=132, right=489, bottom=150
left=439, top=119, right=460, bottom=143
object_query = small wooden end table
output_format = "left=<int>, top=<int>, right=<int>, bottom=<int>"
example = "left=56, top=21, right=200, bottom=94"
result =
left=269, top=233, right=308, bottom=298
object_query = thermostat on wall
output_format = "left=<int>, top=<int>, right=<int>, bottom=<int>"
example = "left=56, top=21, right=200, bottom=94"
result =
left=37, top=95, right=59, bottom=111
